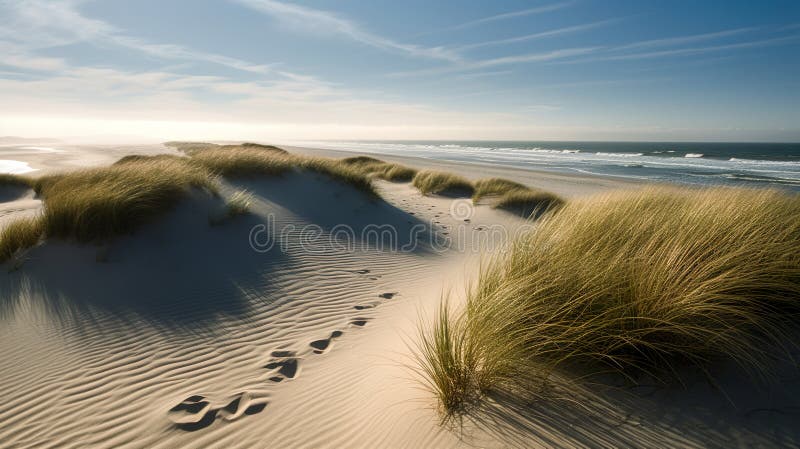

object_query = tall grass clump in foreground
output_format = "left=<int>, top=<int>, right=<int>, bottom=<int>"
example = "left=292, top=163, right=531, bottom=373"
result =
left=413, top=170, right=474, bottom=196
left=418, top=186, right=800, bottom=415
left=37, top=157, right=216, bottom=241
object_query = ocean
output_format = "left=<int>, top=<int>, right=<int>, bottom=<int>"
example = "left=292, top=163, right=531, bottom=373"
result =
left=297, top=140, right=800, bottom=190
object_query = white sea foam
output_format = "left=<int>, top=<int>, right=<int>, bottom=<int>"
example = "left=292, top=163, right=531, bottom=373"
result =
left=685, top=153, right=704, bottom=158
left=0, top=159, right=37, bottom=174
left=596, top=152, right=644, bottom=157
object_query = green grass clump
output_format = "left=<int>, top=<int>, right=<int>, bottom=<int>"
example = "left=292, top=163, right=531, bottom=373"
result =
left=37, top=157, right=216, bottom=242
left=0, top=216, right=44, bottom=261
left=413, top=170, right=474, bottom=196
left=418, top=186, right=800, bottom=414
left=189, top=147, right=294, bottom=178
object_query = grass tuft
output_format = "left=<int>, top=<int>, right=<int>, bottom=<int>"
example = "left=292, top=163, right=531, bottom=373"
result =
left=298, top=157, right=376, bottom=194
left=226, top=189, right=253, bottom=216
left=0, top=174, right=34, bottom=189
left=413, top=170, right=474, bottom=196
left=472, top=178, right=528, bottom=202
left=418, top=186, right=800, bottom=414
left=36, top=157, right=217, bottom=242
left=473, top=177, right=563, bottom=217
left=340, top=156, right=418, bottom=182
left=0, top=216, right=44, bottom=261
left=189, top=147, right=294, bottom=178
left=494, top=189, right=563, bottom=217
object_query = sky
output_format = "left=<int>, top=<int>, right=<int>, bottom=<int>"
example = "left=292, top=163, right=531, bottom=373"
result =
left=0, top=0, right=799, bottom=142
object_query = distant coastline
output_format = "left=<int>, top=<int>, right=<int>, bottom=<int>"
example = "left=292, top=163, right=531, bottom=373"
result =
left=293, top=140, right=800, bottom=190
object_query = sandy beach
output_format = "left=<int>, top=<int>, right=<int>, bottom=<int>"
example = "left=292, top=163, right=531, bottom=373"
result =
left=0, top=142, right=798, bottom=449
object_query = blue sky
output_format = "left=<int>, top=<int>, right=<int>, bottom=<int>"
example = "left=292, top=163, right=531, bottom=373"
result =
left=0, top=0, right=798, bottom=141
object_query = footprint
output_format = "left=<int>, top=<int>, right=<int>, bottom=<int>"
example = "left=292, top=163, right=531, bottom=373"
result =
left=265, top=352, right=300, bottom=380
left=219, top=392, right=269, bottom=421
left=378, top=292, right=397, bottom=299
left=354, top=269, right=370, bottom=274
left=354, top=303, right=376, bottom=310
left=349, top=318, right=369, bottom=327
left=168, top=396, right=217, bottom=431
left=309, top=330, right=344, bottom=354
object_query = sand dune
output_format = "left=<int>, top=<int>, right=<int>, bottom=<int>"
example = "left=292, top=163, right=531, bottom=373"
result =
left=0, top=143, right=798, bottom=448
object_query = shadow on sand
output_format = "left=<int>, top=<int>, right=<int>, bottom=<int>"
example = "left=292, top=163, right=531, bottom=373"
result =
left=0, top=173, right=432, bottom=332
left=448, top=363, right=800, bottom=448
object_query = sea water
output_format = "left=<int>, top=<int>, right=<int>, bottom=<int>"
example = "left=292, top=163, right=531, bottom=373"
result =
left=298, top=140, right=800, bottom=190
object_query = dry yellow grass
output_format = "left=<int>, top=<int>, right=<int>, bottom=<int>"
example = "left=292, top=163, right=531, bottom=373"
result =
left=0, top=216, right=43, bottom=262
left=418, top=186, right=800, bottom=415
left=340, top=156, right=417, bottom=182
left=413, top=170, right=474, bottom=196
left=37, top=157, right=217, bottom=242
left=472, top=178, right=528, bottom=202
left=0, top=174, right=34, bottom=188
left=189, top=147, right=294, bottom=177
left=472, top=177, right=563, bottom=217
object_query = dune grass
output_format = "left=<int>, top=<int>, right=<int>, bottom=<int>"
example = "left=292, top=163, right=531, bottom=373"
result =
left=472, top=178, right=528, bottom=202
left=0, top=216, right=44, bottom=262
left=340, top=156, right=418, bottom=182
left=297, top=157, right=376, bottom=194
left=186, top=145, right=375, bottom=193
left=36, top=157, right=217, bottom=242
left=226, top=190, right=253, bottom=216
left=165, top=141, right=288, bottom=155
left=413, top=170, right=474, bottom=196
left=0, top=174, right=34, bottom=189
left=472, top=177, right=563, bottom=217
left=494, top=189, right=563, bottom=216
left=418, top=186, right=800, bottom=415
left=164, top=141, right=220, bottom=154
left=189, top=147, right=294, bottom=178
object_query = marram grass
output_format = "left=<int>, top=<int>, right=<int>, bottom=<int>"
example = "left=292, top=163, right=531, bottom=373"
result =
left=0, top=216, right=44, bottom=262
left=472, top=177, right=563, bottom=216
left=417, top=186, right=800, bottom=414
left=0, top=145, right=381, bottom=262
left=340, top=156, right=418, bottom=182
left=413, top=170, right=474, bottom=196
left=37, top=157, right=217, bottom=242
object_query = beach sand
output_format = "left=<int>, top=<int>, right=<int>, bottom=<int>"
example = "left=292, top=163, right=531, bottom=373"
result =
left=0, top=142, right=798, bottom=448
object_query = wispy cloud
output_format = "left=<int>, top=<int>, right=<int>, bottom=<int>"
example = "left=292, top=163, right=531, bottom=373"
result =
left=0, top=0, right=288, bottom=76
left=613, top=27, right=758, bottom=51
left=609, top=34, right=800, bottom=60
left=454, top=70, right=514, bottom=79
left=390, top=47, right=599, bottom=77
left=555, top=34, right=800, bottom=64
left=456, top=19, right=617, bottom=51
left=436, top=1, right=575, bottom=33
left=232, top=0, right=461, bottom=62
